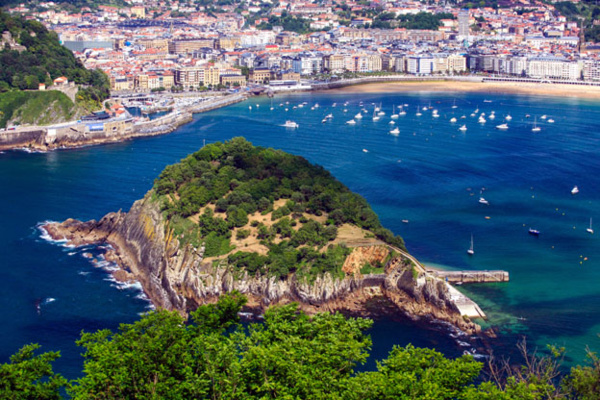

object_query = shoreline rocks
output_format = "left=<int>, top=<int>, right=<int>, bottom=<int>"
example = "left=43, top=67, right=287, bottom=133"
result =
left=42, top=194, right=481, bottom=335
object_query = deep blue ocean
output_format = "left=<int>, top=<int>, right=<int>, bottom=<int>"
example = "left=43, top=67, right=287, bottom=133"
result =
left=1, top=90, right=599, bottom=377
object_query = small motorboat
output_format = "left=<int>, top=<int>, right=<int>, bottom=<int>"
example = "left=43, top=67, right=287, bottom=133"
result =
left=459, top=125, right=467, bottom=132
left=571, top=186, right=579, bottom=195
left=479, top=197, right=489, bottom=205
left=528, top=228, right=540, bottom=236
left=450, top=117, right=457, bottom=123
left=496, top=123, right=508, bottom=130
left=346, top=119, right=356, bottom=125
left=389, top=127, right=400, bottom=135
left=282, top=121, right=299, bottom=128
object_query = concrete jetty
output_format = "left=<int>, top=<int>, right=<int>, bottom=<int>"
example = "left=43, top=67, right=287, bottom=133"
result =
left=427, top=269, right=509, bottom=284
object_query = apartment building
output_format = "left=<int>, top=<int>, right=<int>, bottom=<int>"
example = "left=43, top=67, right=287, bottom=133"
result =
left=527, top=57, right=580, bottom=80
left=169, top=39, right=215, bottom=55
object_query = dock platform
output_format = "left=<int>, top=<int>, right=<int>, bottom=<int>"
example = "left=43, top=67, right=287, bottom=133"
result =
left=427, top=269, right=509, bottom=284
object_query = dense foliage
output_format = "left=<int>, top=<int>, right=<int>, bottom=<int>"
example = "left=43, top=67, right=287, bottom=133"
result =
left=154, top=137, right=405, bottom=280
left=257, top=13, right=313, bottom=34
left=369, top=12, right=455, bottom=30
left=0, top=11, right=109, bottom=106
left=0, top=90, right=76, bottom=128
left=2, top=293, right=599, bottom=399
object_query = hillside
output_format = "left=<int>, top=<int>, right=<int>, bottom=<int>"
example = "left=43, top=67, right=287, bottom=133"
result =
left=154, top=137, right=406, bottom=282
left=0, top=10, right=109, bottom=117
left=0, top=90, right=84, bottom=128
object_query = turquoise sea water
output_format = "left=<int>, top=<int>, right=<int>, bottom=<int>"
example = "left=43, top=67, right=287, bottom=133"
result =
left=1, top=90, right=599, bottom=377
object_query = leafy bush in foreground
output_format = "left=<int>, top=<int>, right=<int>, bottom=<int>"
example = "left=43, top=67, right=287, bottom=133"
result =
left=3, top=293, right=600, bottom=399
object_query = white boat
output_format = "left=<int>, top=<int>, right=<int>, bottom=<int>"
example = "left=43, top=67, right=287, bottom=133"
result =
left=326, top=113, right=333, bottom=119
left=391, top=105, right=399, bottom=119
left=541, top=115, right=547, bottom=120
left=390, top=127, right=400, bottom=135
left=450, top=117, right=457, bottom=123
left=298, top=104, right=304, bottom=108
left=478, top=116, right=486, bottom=123
left=321, top=118, right=327, bottom=123
left=355, top=113, right=363, bottom=119
left=399, top=108, right=407, bottom=116
left=483, top=100, right=492, bottom=103
left=343, top=109, right=348, bottom=112
left=470, top=113, right=476, bottom=117
left=416, top=107, right=422, bottom=117
left=374, top=106, right=380, bottom=112
left=467, top=234, right=474, bottom=255
left=479, top=197, right=489, bottom=205
left=489, top=114, right=495, bottom=120
left=532, top=117, right=541, bottom=132
left=422, top=106, right=428, bottom=111
left=332, top=103, right=337, bottom=107
left=571, top=185, right=579, bottom=195
left=249, top=106, right=252, bottom=110
left=270, top=99, right=274, bottom=111
left=496, top=123, right=508, bottom=130
left=474, top=107, right=479, bottom=113
left=548, top=119, right=555, bottom=123
left=362, top=149, right=369, bottom=153
left=587, top=218, right=594, bottom=234
left=314, top=103, right=320, bottom=108
left=460, top=115, right=466, bottom=119
left=389, top=120, right=395, bottom=125
left=459, top=125, right=467, bottom=132
left=285, top=108, right=289, bottom=111
left=432, top=110, right=439, bottom=118
left=452, top=99, right=458, bottom=109
left=505, top=114, right=512, bottom=121
left=346, top=119, right=356, bottom=125
left=372, top=108, right=380, bottom=121
left=377, top=111, right=385, bottom=116
left=282, top=121, right=299, bottom=128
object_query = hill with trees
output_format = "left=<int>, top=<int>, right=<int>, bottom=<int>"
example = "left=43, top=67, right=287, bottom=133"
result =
left=0, top=10, right=109, bottom=126
left=154, top=137, right=406, bottom=282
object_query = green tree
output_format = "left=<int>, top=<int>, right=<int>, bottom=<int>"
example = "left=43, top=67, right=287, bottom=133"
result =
left=0, top=344, right=67, bottom=400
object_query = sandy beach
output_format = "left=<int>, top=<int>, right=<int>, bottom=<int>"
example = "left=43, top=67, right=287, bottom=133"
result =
left=324, top=80, right=600, bottom=100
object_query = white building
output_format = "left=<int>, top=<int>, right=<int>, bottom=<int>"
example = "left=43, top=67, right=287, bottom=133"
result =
left=583, top=61, right=600, bottom=81
left=527, top=57, right=580, bottom=80
left=292, top=55, right=323, bottom=75
left=407, top=56, right=434, bottom=75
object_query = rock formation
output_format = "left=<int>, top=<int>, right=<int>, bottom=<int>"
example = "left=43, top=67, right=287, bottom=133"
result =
left=43, top=194, right=481, bottom=334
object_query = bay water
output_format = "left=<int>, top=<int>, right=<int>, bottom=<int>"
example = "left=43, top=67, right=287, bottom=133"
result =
left=1, top=90, right=599, bottom=377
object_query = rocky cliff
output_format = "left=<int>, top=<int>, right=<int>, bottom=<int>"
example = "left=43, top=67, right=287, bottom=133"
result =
left=44, top=194, right=481, bottom=334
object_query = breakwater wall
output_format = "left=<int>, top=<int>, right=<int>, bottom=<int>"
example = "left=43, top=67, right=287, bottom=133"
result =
left=0, top=94, right=247, bottom=151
